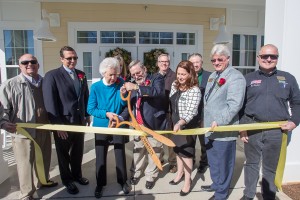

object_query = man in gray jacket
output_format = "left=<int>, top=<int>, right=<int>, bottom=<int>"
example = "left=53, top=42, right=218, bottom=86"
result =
left=0, top=54, right=57, bottom=200
left=201, top=45, right=246, bottom=200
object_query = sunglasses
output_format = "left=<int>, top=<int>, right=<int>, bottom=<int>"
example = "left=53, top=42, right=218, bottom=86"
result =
left=211, top=58, right=227, bottom=63
left=64, top=56, right=78, bottom=61
left=258, top=54, right=279, bottom=60
left=20, top=60, right=38, bottom=65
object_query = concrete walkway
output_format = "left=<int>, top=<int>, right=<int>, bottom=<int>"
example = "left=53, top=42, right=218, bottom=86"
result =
left=0, top=133, right=291, bottom=200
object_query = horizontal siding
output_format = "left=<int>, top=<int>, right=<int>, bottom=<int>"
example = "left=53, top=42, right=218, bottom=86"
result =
left=42, top=2, right=225, bottom=72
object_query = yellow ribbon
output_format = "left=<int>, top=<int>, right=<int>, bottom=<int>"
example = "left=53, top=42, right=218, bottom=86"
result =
left=16, top=121, right=287, bottom=189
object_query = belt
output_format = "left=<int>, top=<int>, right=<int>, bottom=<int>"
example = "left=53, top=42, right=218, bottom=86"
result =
left=245, top=114, right=264, bottom=122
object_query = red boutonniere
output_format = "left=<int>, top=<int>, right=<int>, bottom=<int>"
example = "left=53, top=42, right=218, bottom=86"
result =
left=115, top=77, right=121, bottom=85
left=218, top=78, right=226, bottom=86
left=77, top=73, right=85, bottom=82
left=145, top=79, right=151, bottom=86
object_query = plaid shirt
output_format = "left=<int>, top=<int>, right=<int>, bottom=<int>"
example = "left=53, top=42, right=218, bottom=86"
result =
left=170, top=83, right=201, bottom=124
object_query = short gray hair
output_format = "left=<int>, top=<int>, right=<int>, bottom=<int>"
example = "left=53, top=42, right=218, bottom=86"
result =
left=210, top=44, right=231, bottom=58
left=128, top=60, right=145, bottom=70
left=157, top=53, right=170, bottom=61
left=99, top=57, right=120, bottom=76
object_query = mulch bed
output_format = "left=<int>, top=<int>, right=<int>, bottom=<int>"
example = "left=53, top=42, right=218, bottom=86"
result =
left=282, top=183, right=300, bottom=200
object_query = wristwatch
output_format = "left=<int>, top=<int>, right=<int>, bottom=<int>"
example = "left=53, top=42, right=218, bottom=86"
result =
left=135, top=84, right=139, bottom=90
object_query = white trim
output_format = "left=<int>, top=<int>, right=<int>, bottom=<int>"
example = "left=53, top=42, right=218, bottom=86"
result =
left=0, top=21, right=44, bottom=82
left=68, top=22, right=203, bottom=51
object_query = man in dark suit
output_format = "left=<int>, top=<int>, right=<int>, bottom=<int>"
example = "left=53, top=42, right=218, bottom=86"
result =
left=188, top=53, right=211, bottom=173
left=43, top=46, right=90, bottom=195
left=156, top=53, right=177, bottom=173
left=120, top=60, right=166, bottom=190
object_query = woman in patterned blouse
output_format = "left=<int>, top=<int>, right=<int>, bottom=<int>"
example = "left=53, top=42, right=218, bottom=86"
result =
left=169, top=60, right=201, bottom=196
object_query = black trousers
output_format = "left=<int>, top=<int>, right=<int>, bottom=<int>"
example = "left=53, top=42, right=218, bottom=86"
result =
left=197, top=134, right=208, bottom=166
left=95, top=139, right=127, bottom=186
left=53, top=132, right=84, bottom=185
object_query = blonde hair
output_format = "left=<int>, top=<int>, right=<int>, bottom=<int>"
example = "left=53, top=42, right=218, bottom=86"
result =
left=114, top=55, right=128, bottom=77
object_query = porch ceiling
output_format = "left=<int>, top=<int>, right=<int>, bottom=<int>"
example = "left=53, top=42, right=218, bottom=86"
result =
left=0, top=0, right=265, bottom=8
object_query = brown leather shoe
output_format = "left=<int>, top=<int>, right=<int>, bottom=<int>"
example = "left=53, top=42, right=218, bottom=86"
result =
left=169, top=165, right=177, bottom=173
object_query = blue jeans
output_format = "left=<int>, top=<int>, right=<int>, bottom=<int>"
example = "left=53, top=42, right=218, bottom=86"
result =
left=243, top=129, right=282, bottom=200
left=206, top=138, right=236, bottom=200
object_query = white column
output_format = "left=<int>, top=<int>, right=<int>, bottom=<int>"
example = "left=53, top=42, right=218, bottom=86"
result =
left=265, top=0, right=300, bottom=182
left=0, top=130, right=9, bottom=184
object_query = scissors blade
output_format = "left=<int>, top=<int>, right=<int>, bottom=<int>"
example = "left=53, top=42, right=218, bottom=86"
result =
left=140, top=136, right=163, bottom=170
left=139, top=125, right=175, bottom=147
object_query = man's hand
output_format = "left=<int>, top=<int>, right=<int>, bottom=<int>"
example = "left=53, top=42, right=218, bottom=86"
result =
left=210, top=121, right=218, bottom=131
left=57, top=131, right=68, bottom=140
left=124, top=82, right=137, bottom=91
left=239, top=131, right=249, bottom=143
left=85, top=117, right=91, bottom=126
left=280, top=121, right=296, bottom=132
left=2, top=122, right=17, bottom=133
left=120, top=85, right=127, bottom=94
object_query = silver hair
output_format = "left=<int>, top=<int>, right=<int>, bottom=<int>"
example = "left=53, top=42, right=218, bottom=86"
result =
left=157, top=53, right=170, bottom=61
left=99, top=57, right=120, bottom=76
left=210, top=44, right=231, bottom=58
left=128, top=60, right=145, bottom=70
left=188, top=53, right=203, bottom=62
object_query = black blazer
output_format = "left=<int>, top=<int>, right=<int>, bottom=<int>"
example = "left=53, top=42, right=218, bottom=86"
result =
left=121, top=73, right=167, bottom=131
left=43, top=66, right=89, bottom=125
left=196, top=69, right=211, bottom=122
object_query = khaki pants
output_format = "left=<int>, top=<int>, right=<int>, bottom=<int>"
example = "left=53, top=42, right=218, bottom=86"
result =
left=12, top=131, right=51, bottom=199
left=131, top=136, right=162, bottom=182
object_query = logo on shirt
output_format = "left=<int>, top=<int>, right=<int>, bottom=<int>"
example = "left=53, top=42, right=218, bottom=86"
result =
left=250, top=80, right=262, bottom=87
left=277, top=76, right=288, bottom=88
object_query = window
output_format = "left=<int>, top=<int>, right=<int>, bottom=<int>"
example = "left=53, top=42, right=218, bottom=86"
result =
left=100, top=31, right=135, bottom=44
left=83, top=52, right=92, bottom=88
left=176, top=33, right=195, bottom=45
left=139, top=31, right=173, bottom=44
left=232, top=34, right=257, bottom=75
left=139, top=32, right=159, bottom=44
left=4, top=30, right=34, bottom=79
left=4, top=30, right=34, bottom=65
left=77, top=31, right=97, bottom=43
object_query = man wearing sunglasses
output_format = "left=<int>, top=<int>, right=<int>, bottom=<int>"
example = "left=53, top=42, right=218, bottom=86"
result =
left=240, top=44, right=300, bottom=200
left=43, top=46, right=90, bottom=195
left=0, top=54, right=57, bottom=200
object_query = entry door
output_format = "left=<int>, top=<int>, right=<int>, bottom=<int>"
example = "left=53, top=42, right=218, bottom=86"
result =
left=76, top=45, right=99, bottom=87
left=137, top=46, right=175, bottom=71
left=174, top=45, right=199, bottom=67
left=99, top=46, right=138, bottom=64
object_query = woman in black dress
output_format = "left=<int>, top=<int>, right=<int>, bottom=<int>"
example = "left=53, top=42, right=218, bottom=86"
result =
left=169, top=60, right=201, bottom=196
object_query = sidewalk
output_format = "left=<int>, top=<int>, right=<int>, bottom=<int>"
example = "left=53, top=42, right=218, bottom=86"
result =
left=0, top=133, right=291, bottom=200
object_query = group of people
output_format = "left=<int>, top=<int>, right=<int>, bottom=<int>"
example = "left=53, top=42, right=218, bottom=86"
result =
left=0, top=43, right=299, bottom=200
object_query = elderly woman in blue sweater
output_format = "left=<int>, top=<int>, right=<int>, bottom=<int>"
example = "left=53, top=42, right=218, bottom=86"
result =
left=87, top=57, right=130, bottom=198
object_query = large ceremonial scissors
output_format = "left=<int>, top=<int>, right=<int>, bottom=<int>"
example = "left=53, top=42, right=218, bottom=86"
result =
left=110, top=91, right=175, bottom=170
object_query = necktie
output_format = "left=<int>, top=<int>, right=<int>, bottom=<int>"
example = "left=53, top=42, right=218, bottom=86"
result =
left=205, top=73, right=220, bottom=101
left=70, top=71, right=75, bottom=80
left=136, top=97, right=143, bottom=124
left=136, top=82, right=145, bottom=125
left=70, top=70, right=80, bottom=96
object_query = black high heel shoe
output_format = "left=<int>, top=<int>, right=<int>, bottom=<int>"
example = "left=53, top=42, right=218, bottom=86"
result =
left=169, top=179, right=181, bottom=185
left=169, top=175, right=184, bottom=185
left=179, top=179, right=192, bottom=196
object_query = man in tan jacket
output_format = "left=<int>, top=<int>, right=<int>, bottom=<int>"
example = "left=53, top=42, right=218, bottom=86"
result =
left=0, top=54, right=57, bottom=200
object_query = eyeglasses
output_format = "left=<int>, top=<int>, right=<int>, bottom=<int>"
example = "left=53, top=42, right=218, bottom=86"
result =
left=258, top=54, right=279, bottom=60
left=64, top=56, right=78, bottom=61
left=20, top=60, right=38, bottom=65
left=158, top=61, right=169, bottom=64
left=211, top=58, right=227, bottom=63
